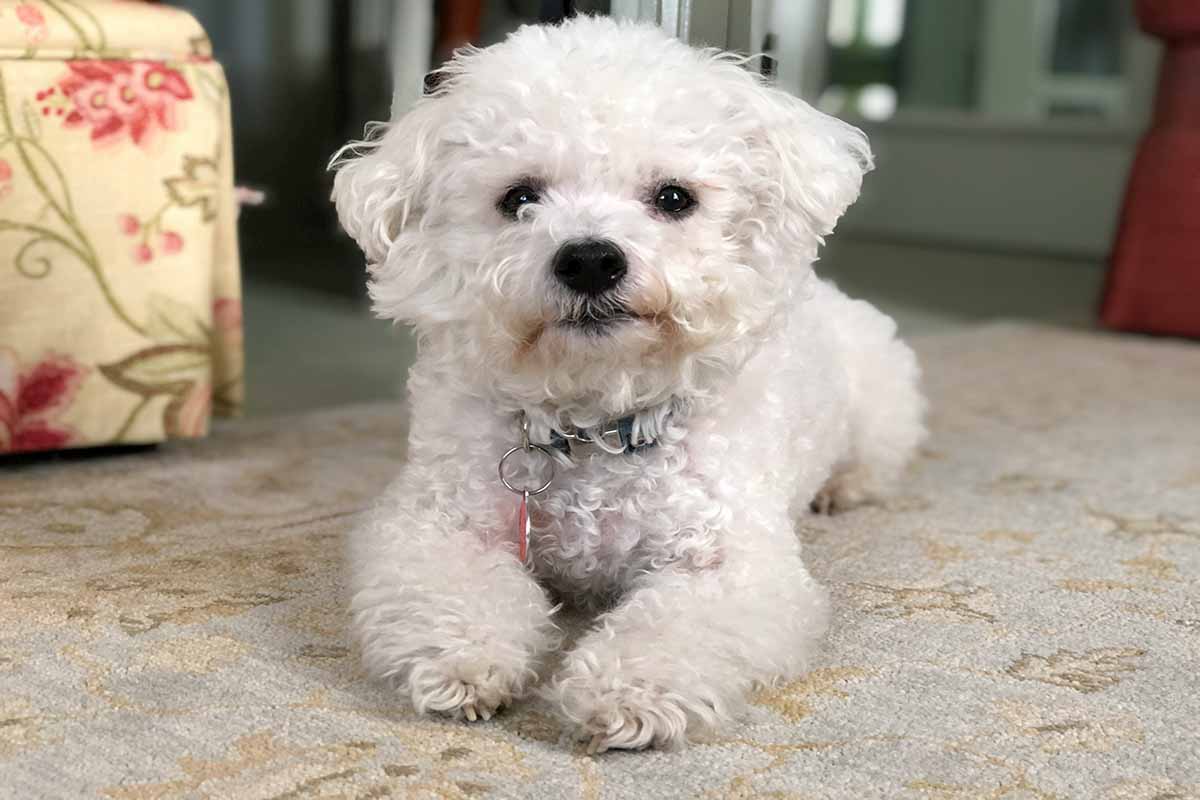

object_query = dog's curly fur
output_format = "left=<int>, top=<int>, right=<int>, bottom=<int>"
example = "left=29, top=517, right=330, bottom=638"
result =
left=331, top=16, right=926, bottom=752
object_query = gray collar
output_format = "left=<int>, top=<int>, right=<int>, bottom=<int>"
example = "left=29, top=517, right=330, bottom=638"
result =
left=543, top=414, right=656, bottom=456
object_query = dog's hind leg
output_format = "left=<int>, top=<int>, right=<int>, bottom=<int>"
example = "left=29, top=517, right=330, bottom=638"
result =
left=811, top=284, right=926, bottom=513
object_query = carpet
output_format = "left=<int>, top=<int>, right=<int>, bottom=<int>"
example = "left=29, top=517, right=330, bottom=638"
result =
left=2, top=324, right=1198, bottom=799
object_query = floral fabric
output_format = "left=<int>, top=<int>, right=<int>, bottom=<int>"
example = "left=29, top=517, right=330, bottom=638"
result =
left=0, top=0, right=241, bottom=454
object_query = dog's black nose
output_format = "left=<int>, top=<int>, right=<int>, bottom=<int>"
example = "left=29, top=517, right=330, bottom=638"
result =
left=553, top=239, right=627, bottom=296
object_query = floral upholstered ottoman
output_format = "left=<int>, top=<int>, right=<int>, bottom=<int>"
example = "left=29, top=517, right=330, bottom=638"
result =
left=0, top=0, right=241, bottom=454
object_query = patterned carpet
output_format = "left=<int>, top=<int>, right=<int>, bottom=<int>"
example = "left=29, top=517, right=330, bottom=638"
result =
left=2, top=324, right=1198, bottom=799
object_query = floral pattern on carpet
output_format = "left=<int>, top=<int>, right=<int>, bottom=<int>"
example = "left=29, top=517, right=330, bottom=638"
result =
left=0, top=325, right=1197, bottom=799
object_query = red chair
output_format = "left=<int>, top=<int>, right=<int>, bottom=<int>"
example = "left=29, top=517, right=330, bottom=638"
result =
left=1101, top=0, right=1200, bottom=337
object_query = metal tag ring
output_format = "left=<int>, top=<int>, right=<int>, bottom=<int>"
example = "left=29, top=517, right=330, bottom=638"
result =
left=498, top=445, right=555, bottom=496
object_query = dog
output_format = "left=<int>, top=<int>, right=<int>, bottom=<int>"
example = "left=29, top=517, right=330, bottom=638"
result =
left=331, top=15, right=925, bottom=752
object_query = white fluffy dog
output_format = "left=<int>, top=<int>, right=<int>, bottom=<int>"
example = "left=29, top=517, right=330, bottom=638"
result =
left=331, top=16, right=925, bottom=752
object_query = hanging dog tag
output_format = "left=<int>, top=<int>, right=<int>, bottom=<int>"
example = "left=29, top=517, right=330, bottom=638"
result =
left=498, top=417, right=554, bottom=566
left=517, top=490, right=530, bottom=562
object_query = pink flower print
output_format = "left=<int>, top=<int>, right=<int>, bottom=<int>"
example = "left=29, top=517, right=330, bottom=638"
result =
left=121, top=213, right=182, bottom=263
left=0, top=349, right=87, bottom=453
left=16, top=3, right=47, bottom=44
left=213, top=297, right=243, bottom=346
left=160, top=230, right=183, bottom=254
left=16, top=3, right=44, bottom=26
left=56, top=60, right=194, bottom=147
left=172, top=380, right=211, bottom=437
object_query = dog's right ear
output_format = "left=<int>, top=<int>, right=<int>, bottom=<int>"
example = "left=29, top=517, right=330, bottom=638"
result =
left=329, top=96, right=446, bottom=264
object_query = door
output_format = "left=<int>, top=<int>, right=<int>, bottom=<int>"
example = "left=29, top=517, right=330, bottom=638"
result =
left=611, top=0, right=755, bottom=51
left=764, top=0, right=1160, bottom=262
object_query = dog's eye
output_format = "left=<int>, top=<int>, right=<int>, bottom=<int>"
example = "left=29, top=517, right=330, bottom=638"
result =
left=499, top=185, right=540, bottom=219
left=654, top=184, right=695, bottom=216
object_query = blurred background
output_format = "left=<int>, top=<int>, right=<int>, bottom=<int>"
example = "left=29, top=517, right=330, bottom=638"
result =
left=173, top=0, right=1161, bottom=416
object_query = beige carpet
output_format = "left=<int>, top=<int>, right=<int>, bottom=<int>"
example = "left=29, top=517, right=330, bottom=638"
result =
left=2, top=324, right=1198, bottom=799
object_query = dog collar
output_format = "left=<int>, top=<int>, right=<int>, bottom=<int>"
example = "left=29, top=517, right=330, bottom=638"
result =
left=497, top=409, right=671, bottom=564
left=543, top=415, right=656, bottom=457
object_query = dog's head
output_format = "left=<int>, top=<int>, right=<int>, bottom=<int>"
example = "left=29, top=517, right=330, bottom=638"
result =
left=332, top=16, right=870, bottom=421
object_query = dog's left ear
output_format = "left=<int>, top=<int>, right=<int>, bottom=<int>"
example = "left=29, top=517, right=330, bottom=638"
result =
left=734, top=78, right=873, bottom=249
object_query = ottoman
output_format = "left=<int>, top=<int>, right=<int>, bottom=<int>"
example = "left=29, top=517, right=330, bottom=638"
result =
left=0, top=0, right=241, bottom=454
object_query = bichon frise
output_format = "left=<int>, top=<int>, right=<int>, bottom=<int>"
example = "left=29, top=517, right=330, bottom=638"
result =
left=331, top=16, right=925, bottom=752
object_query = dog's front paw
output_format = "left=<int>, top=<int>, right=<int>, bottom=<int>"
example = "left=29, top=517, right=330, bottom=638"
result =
left=550, top=666, right=703, bottom=752
left=405, top=657, right=528, bottom=722
left=579, top=696, right=689, bottom=753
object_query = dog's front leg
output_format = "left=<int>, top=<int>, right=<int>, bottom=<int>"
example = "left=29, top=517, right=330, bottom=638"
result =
left=348, top=465, right=557, bottom=721
left=548, top=524, right=828, bottom=751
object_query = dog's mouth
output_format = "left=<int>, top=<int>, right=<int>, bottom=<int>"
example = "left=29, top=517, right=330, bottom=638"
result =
left=517, top=302, right=660, bottom=356
left=556, top=305, right=640, bottom=335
